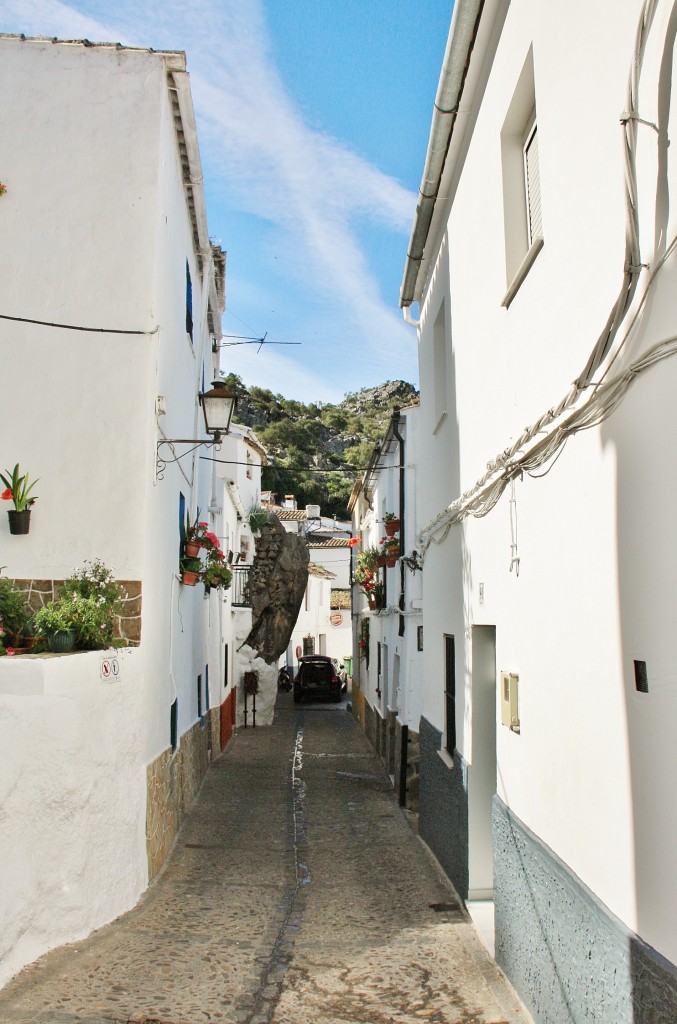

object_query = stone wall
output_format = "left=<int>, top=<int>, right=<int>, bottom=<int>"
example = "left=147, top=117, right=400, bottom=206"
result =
left=146, top=695, right=235, bottom=881
left=493, top=797, right=677, bottom=1024
left=10, top=577, right=142, bottom=646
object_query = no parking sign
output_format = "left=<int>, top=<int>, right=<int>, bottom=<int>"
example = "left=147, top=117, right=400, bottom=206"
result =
left=100, top=655, right=121, bottom=682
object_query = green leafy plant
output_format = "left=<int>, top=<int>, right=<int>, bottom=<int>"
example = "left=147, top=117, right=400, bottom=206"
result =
left=34, top=599, right=78, bottom=637
left=34, top=560, right=126, bottom=650
left=0, top=463, right=39, bottom=511
left=181, top=556, right=202, bottom=575
left=384, top=512, right=399, bottom=523
left=201, top=560, right=232, bottom=590
left=354, top=547, right=381, bottom=584
left=248, top=504, right=269, bottom=533
left=0, top=577, right=33, bottom=647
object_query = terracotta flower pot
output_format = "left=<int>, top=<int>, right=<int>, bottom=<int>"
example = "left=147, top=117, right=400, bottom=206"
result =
left=385, top=519, right=400, bottom=537
left=385, top=551, right=399, bottom=568
left=184, top=540, right=201, bottom=558
left=182, top=570, right=199, bottom=586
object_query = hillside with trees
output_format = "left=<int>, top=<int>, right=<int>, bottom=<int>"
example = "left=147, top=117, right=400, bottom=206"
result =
left=223, top=376, right=418, bottom=518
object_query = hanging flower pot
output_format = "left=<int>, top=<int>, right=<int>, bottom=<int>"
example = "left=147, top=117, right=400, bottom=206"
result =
left=184, top=539, right=201, bottom=558
left=384, top=518, right=400, bottom=537
left=8, top=510, right=31, bottom=535
left=385, top=549, right=399, bottom=568
left=182, top=570, right=199, bottom=586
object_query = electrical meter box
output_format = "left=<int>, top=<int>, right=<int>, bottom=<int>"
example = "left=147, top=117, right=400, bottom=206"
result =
left=500, top=671, right=520, bottom=733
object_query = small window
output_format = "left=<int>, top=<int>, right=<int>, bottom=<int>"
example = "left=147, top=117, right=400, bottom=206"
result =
left=197, top=673, right=202, bottom=719
left=433, top=301, right=448, bottom=430
left=170, top=698, right=178, bottom=751
left=501, top=48, right=543, bottom=306
left=523, top=119, right=542, bottom=246
left=185, top=261, right=193, bottom=343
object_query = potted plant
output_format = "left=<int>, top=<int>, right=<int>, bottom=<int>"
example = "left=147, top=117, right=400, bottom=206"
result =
left=34, top=599, right=77, bottom=652
left=1, top=464, right=39, bottom=534
left=201, top=555, right=232, bottom=592
left=384, top=511, right=401, bottom=537
left=248, top=504, right=269, bottom=534
left=34, top=560, right=126, bottom=651
left=383, top=535, right=401, bottom=568
left=181, top=556, right=202, bottom=586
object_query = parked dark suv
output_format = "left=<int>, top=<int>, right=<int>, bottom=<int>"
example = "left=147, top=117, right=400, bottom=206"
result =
left=293, top=655, right=342, bottom=703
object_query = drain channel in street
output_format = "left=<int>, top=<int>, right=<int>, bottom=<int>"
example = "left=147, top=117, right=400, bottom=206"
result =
left=240, top=726, right=309, bottom=1024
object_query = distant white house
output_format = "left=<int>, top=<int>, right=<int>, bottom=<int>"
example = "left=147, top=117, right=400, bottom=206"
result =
left=262, top=495, right=354, bottom=674
left=0, top=35, right=253, bottom=988
left=349, top=404, right=423, bottom=805
left=400, top=1, right=677, bottom=1020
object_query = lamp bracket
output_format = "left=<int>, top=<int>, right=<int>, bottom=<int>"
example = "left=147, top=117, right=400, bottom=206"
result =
left=156, top=437, right=222, bottom=480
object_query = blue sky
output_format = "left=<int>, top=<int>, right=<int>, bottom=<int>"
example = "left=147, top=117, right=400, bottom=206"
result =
left=0, top=0, right=452, bottom=402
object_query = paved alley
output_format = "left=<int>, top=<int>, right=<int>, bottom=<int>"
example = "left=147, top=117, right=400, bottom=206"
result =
left=0, top=694, right=530, bottom=1024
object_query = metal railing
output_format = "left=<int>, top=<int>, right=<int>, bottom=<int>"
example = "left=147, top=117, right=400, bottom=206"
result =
left=230, top=565, right=252, bottom=607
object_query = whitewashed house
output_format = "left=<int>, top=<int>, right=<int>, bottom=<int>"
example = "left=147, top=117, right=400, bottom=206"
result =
left=349, top=405, right=423, bottom=806
left=0, top=35, right=246, bottom=987
left=400, top=0, right=677, bottom=1019
left=263, top=496, right=353, bottom=674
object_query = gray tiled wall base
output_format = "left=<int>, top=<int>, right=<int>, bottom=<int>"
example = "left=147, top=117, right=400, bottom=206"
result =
left=493, top=797, right=677, bottom=1024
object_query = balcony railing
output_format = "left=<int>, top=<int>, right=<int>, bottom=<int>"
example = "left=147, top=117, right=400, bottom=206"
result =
left=231, top=565, right=252, bottom=607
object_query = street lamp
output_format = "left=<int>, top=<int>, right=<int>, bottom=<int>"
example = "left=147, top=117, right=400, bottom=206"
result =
left=199, top=379, right=237, bottom=441
left=156, top=379, right=237, bottom=479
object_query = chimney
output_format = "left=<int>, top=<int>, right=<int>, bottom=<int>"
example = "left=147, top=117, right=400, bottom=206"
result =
left=283, top=494, right=297, bottom=510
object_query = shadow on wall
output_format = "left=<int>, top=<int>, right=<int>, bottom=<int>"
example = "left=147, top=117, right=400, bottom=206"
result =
left=417, top=255, right=469, bottom=899
left=601, top=8, right=677, bottom=1017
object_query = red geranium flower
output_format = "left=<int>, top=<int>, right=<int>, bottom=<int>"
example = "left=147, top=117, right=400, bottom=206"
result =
left=1, top=488, right=13, bottom=501
left=347, top=537, right=360, bottom=547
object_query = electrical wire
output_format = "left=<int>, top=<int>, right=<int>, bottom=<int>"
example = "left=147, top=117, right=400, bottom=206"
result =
left=0, top=311, right=158, bottom=335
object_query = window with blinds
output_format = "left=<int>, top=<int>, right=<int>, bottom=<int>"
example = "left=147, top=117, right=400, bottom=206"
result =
left=523, top=121, right=542, bottom=246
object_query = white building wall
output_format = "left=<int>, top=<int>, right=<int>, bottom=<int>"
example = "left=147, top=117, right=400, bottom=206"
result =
left=0, top=38, right=230, bottom=985
left=415, top=0, right=677, bottom=964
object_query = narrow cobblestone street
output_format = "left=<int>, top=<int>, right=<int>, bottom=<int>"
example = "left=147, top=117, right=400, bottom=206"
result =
left=0, top=694, right=530, bottom=1024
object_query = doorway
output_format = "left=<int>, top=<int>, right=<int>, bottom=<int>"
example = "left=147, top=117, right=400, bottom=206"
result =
left=468, top=625, right=497, bottom=900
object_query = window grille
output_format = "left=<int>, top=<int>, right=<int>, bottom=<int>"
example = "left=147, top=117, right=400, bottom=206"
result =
left=523, top=121, right=542, bottom=246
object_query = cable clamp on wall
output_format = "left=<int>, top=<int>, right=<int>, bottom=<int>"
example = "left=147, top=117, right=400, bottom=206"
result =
left=619, top=110, right=659, bottom=132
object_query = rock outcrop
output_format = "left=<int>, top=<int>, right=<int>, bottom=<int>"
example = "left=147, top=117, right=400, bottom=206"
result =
left=244, top=515, right=309, bottom=662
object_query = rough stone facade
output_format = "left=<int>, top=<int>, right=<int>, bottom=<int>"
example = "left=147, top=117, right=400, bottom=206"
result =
left=419, top=716, right=469, bottom=901
left=10, top=577, right=142, bottom=646
left=245, top=516, right=309, bottom=661
left=146, top=695, right=235, bottom=881
left=494, top=798, right=677, bottom=1024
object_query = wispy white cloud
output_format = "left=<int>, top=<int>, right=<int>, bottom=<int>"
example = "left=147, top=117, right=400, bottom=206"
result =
left=0, top=0, right=419, bottom=399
